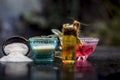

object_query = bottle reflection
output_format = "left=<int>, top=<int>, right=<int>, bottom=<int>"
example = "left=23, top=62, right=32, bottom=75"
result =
left=31, top=63, right=61, bottom=80
left=76, top=61, right=98, bottom=80
left=1, top=62, right=30, bottom=80
left=62, top=63, right=76, bottom=80
left=61, top=61, right=98, bottom=80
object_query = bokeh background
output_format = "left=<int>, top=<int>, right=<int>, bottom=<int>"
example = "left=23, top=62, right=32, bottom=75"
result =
left=0, top=0, right=120, bottom=46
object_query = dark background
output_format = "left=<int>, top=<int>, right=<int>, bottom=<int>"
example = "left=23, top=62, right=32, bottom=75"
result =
left=0, top=0, right=120, bottom=46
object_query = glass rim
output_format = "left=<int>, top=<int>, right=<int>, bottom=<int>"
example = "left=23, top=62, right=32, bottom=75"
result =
left=59, top=37, right=99, bottom=41
left=79, top=37, right=99, bottom=42
left=29, top=37, right=58, bottom=40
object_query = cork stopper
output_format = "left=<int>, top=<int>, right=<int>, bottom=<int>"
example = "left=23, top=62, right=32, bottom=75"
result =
left=62, top=20, right=80, bottom=36
left=62, top=24, right=77, bottom=36
left=62, top=20, right=83, bottom=45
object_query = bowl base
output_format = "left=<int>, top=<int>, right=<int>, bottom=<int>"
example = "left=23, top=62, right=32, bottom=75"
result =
left=33, top=57, right=54, bottom=63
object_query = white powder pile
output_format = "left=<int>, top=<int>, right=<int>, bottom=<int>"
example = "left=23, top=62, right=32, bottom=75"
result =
left=4, top=43, right=28, bottom=55
left=0, top=43, right=32, bottom=62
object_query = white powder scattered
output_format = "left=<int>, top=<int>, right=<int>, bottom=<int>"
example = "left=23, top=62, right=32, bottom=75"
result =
left=0, top=43, right=32, bottom=62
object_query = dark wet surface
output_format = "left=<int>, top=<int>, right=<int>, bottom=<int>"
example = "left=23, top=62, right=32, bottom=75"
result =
left=0, top=46, right=120, bottom=80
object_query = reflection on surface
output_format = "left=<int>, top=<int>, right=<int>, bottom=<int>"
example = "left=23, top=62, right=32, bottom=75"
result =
left=61, top=61, right=98, bottom=80
left=0, top=60, right=98, bottom=80
left=76, top=61, right=98, bottom=80
left=31, top=63, right=61, bottom=80
left=62, top=63, right=76, bottom=80
left=0, top=62, right=31, bottom=80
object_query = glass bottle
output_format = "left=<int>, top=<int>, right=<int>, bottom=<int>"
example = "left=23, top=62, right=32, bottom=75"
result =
left=62, top=23, right=77, bottom=64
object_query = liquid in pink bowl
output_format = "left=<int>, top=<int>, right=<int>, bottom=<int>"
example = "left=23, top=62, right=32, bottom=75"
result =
left=76, top=37, right=99, bottom=61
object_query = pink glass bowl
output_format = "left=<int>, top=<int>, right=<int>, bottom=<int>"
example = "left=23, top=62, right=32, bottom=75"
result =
left=76, top=37, right=99, bottom=61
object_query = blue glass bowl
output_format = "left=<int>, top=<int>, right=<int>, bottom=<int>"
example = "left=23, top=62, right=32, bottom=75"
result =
left=29, top=37, right=58, bottom=62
